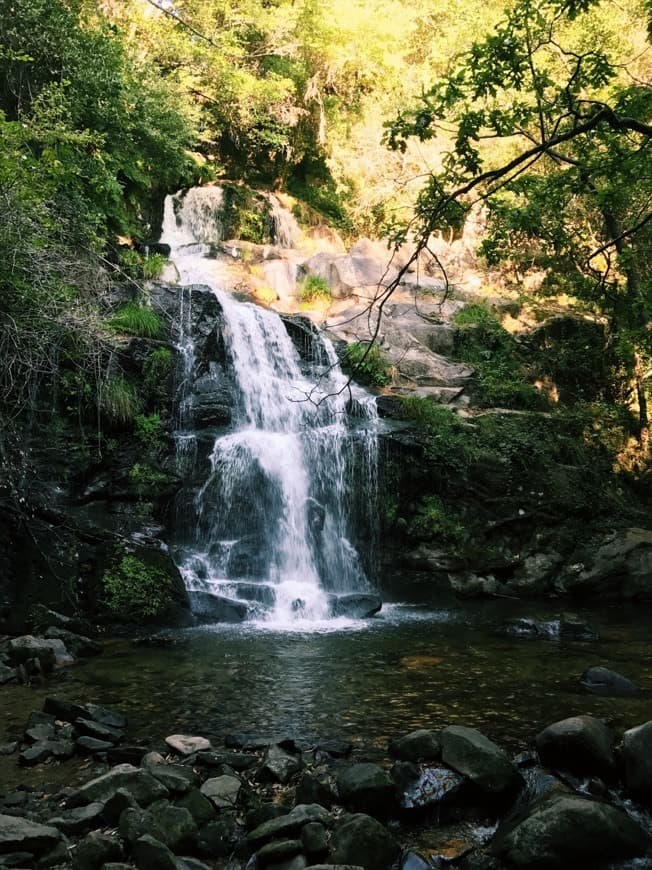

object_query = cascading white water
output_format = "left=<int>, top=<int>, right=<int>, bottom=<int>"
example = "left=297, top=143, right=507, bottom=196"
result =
left=161, top=186, right=378, bottom=625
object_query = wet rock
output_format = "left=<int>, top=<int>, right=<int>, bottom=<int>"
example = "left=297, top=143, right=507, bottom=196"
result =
left=257, top=745, right=302, bottom=785
left=76, top=736, right=113, bottom=755
left=336, top=764, right=396, bottom=817
left=190, top=591, right=248, bottom=623
left=398, top=766, right=465, bottom=811
left=150, top=803, right=198, bottom=851
left=48, top=802, right=104, bottom=835
left=492, top=793, right=651, bottom=867
left=556, top=527, right=652, bottom=599
left=559, top=614, right=599, bottom=642
left=23, top=723, right=55, bottom=744
left=257, top=838, right=303, bottom=865
left=315, top=738, right=352, bottom=758
left=534, top=715, right=616, bottom=781
left=295, top=773, right=335, bottom=808
left=247, top=805, right=331, bottom=849
left=71, top=832, right=123, bottom=870
left=43, top=699, right=127, bottom=730
left=165, top=735, right=211, bottom=756
left=19, top=740, right=74, bottom=766
left=246, top=804, right=291, bottom=831
left=196, top=750, right=257, bottom=771
left=400, top=852, right=430, bottom=870
left=440, top=726, right=523, bottom=804
left=200, top=775, right=241, bottom=809
left=0, top=665, right=16, bottom=685
left=388, top=729, right=441, bottom=763
left=621, top=720, right=652, bottom=801
left=74, top=718, right=123, bottom=743
left=580, top=665, right=638, bottom=696
left=196, top=818, right=241, bottom=858
left=266, top=857, right=306, bottom=870
left=67, top=763, right=169, bottom=808
left=175, top=790, right=216, bottom=827
left=300, top=821, right=328, bottom=861
left=29, top=606, right=94, bottom=637
left=328, top=594, right=382, bottom=619
left=101, top=789, right=138, bottom=825
left=132, top=834, right=179, bottom=870
left=330, top=813, right=399, bottom=870
left=225, top=732, right=276, bottom=750
left=147, top=763, right=198, bottom=794
left=43, top=627, right=102, bottom=657
left=0, top=815, right=61, bottom=856
left=8, top=637, right=73, bottom=670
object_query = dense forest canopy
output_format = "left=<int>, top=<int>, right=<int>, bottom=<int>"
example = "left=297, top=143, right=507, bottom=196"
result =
left=0, top=0, right=649, bottom=449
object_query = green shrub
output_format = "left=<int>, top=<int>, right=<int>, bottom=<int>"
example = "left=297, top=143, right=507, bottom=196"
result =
left=143, top=347, right=173, bottom=411
left=142, top=253, right=167, bottom=280
left=109, top=302, right=163, bottom=338
left=129, top=462, right=175, bottom=495
left=102, top=555, right=172, bottom=620
left=134, top=413, right=164, bottom=451
left=118, top=249, right=167, bottom=281
left=299, top=275, right=331, bottom=303
left=409, top=495, right=464, bottom=544
left=342, top=341, right=391, bottom=386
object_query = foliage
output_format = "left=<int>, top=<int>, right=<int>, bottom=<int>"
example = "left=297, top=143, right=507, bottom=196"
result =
left=102, top=554, right=173, bottom=620
left=99, top=374, right=140, bottom=426
left=384, top=0, right=651, bottom=436
left=118, top=249, right=167, bottom=281
left=408, top=495, right=465, bottom=544
left=109, top=303, right=164, bottom=338
left=453, top=304, right=548, bottom=409
left=129, top=462, right=175, bottom=494
left=143, top=347, right=173, bottom=412
left=299, top=274, right=332, bottom=304
left=134, top=413, right=165, bottom=451
left=342, top=341, right=391, bottom=386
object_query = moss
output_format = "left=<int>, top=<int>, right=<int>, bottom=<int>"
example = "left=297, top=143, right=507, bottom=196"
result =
left=298, top=275, right=331, bottom=304
left=109, top=302, right=164, bottom=338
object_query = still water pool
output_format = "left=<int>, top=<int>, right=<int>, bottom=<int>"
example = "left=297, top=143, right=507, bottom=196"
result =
left=3, top=590, right=652, bottom=770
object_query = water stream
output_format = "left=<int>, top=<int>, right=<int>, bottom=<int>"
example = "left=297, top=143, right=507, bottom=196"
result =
left=160, top=186, right=378, bottom=626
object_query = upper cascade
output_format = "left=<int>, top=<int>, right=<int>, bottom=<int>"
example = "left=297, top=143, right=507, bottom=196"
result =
left=161, top=186, right=380, bottom=627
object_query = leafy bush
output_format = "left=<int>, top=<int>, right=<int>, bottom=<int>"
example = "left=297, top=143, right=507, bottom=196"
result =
left=99, top=375, right=140, bottom=425
left=102, top=555, right=172, bottom=620
left=299, top=275, right=331, bottom=303
left=134, top=413, right=164, bottom=451
left=109, top=303, right=163, bottom=338
left=453, top=303, right=547, bottom=409
left=342, top=341, right=391, bottom=386
left=143, top=348, right=173, bottom=411
left=409, top=495, right=465, bottom=544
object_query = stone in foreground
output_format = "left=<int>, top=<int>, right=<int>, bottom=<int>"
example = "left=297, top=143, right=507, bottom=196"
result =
left=165, top=734, right=211, bottom=755
left=440, top=725, right=523, bottom=803
left=534, top=715, right=615, bottom=781
left=0, top=814, right=62, bottom=856
left=330, top=813, right=399, bottom=870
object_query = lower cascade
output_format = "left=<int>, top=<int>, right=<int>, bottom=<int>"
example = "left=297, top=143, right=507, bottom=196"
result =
left=161, top=187, right=380, bottom=625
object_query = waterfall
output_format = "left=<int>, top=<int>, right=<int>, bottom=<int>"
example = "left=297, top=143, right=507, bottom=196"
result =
left=161, top=185, right=379, bottom=625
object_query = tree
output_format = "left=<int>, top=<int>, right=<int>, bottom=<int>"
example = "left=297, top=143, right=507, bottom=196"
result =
left=384, top=0, right=651, bottom=441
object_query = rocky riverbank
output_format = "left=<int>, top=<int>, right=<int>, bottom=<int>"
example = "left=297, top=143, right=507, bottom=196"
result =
left=1, top=689, right=652, bottom=870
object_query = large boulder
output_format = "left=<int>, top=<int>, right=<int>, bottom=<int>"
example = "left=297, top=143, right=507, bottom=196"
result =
left=336, top=764, right=396, bottom=816
left=580, top=665, right=638, bottom=696
left=189, top=591, right=248, bottom=623
left=620, top=721, right=652, bottom=801
left=556, top=527, right=652, bottom=599
left=492, top=793, right=651, bottom=868
left=247, top=805, right=332, bottom=849
left=257, top=744, right=303, bottom=784
left=330, top=813, right=399, bottom=870
left=8, top=635, right=74, bottom=669
left=328, top=593, right=382, bottom=619
left=67, top=763, right=169, bottom=808
left=534, top=716, right=616, bottom=781
left=388, top=729, right=441, bottom=763
left=439, top=725, right=523, bottom=804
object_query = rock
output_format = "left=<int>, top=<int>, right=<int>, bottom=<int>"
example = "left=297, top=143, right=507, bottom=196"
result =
left=580, top=665, right=638, bottom=696
left=246, top=803, right=290, bottom=831
left=492, top=793, right=650, bottom=867
left=8, top=637, right=73, bottom=669
left=196, top=818, right=241, bottom=858
left=265, top=857, right=306, bottom=870
left=74, top=718, right=123, bottom=743
left=0, top=742, right=17, bottom=756
left=300, top=822, right=328, bottom=861
left=67, top=763, right=169, bottom=808
left=118, top=807, right=161, bottom=845
left=19, top=740, right=74, bottom=766
left=147, top=763, right=198, bottom=794
left=620, top=721, right=652, bottom=800
left=534, top=715, right=616, bottom=781
left=316, top=738, right=352, bottom=758
left=43, top=627, right=102, bottom=657
left=398, top=766, right=465, bottom=811
left=559, top=614, right=599, bottom=641
left=29, top=605, right=93, bottom=636
left=150, top=803, right=197, bottom=851
left=400, top=852, right=430, bottom=870
left=295, top=773, right=335, bottom=808
left=0, top=665, right=16, bottom=685
left=330, top=813, right=399, bottom=870
left=257, top=744, right=302, bottom=784
left=175, top=790, right=215, bottom=827
left=76, top=736, right=113, bottom=755
left=43, top=699, right=127, bottom=729
left=107, top=745, right=149, bottom=766
left=71, top=832, right=123, bottom=870
left=196, top=750, right=257, bottom=771
left=190, top=591, right=248, bottom=623
left=24, top=723, right=55, bottom=744
left=388, top=729, right=441, bottom=763
left=131, top=834, right=179, bottom=870
left=440, top=726, right=523, bottom=803
left=165, top=734, right=211, bottom=756
left=247, top=805, right=331, bottom=848
left=336, top=764, right=396, bottom=816
left=48, top=802, right=104, bottom=835
left=257, top=838, right=303, bottom=865
left=0, top=815, right=61, bottom=856
left=101, top=789, right=138, bottom=825
left=557, top=527, right=652, bottom=599
left=199, top=775, right=241, bottom=809
left=328, top=594, right=382, bottom=619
